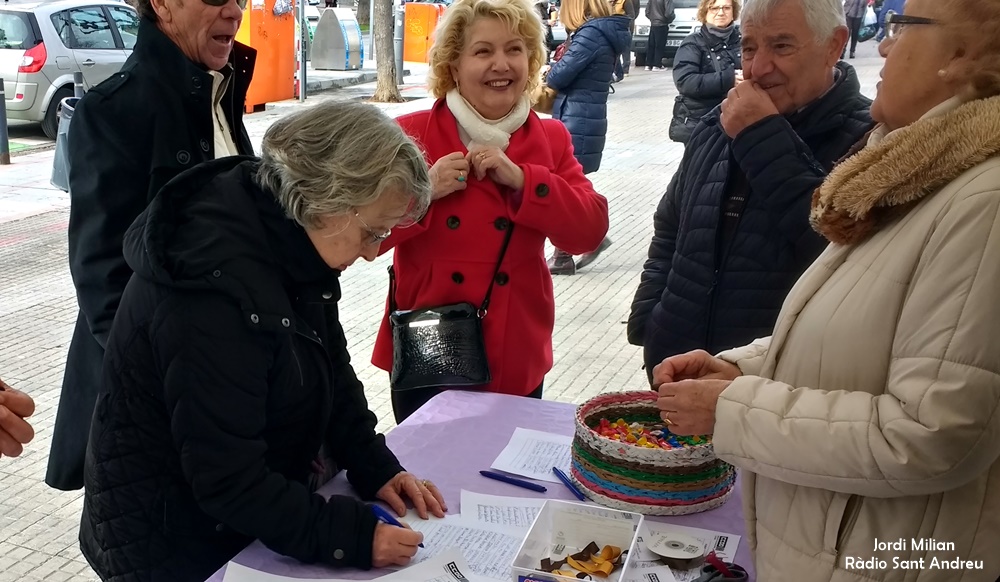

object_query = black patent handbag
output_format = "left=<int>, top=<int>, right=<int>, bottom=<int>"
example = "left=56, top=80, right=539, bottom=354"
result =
left=388, top=224, right=514, bottom=391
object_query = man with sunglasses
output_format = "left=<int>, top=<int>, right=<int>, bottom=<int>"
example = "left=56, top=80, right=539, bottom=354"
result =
left=48, top=0, right=256, bottom=492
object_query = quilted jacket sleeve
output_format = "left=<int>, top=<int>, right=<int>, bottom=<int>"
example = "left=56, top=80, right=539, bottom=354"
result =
left=546, top=26, right=602, bottom=91
left=322, top=304, right=405, bottom=499
left=157, top=295, right=378, bottom=569
left=712, top=186, right=1000, bottom=498
left=716, top=336, right=771, bottom=376
left=627, top=172, right=682, bottom=346
left=509, top=119, right=609, bottom=254
left=672, top=37, right=735, bottom=101
left=730, top=115, right=832, bottom=263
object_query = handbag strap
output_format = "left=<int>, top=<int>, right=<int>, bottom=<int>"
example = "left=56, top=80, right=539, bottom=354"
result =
left=386, top=223, right=515, bottom=318
left=479, top=223, right=515, bottom=317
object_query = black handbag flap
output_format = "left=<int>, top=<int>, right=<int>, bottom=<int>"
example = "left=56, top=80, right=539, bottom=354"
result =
left=389, top=302, right=478, bottom=326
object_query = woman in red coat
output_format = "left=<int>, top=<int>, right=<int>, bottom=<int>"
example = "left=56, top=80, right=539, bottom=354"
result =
left=373, top=0, right=609, bottom=422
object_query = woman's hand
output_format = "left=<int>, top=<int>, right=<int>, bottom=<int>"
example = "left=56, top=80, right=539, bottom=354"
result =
left=428, top=152, right=471, bottom=200
left=371, top=522, right=423, bottom=568
left=0, top=378, right=35, bottom=458
left=467, top=146, right=525, bottom=191
left=375, top=472, right=447, bottom=520
left=657, top=379, right=730, bottom=436
left=652, top=349, right=741, bottom=386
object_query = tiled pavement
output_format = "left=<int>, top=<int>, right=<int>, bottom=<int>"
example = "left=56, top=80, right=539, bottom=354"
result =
left=0, top=47, right=883, bottom=581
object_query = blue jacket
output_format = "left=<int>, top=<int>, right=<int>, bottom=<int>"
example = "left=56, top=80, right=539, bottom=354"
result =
left=628, top=63, right=873, bottom=377
left=546, top=15, right=631, bottom=174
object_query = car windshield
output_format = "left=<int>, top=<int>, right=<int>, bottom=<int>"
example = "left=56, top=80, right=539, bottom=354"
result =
left=0, top=11, right=37, bottom=50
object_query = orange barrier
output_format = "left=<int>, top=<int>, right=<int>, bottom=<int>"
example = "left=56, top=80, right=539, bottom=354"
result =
left=236, top=0, right=296, bottom=113
left=403, top=3, right=447, bottom=63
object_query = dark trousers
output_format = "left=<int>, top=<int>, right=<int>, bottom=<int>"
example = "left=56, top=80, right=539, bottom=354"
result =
left=846, top=16, right=862, bottom=55
left=614, top=23, right=635, bottom=79
left=392, top=382, right=544, bottom=424
left=647, top=25, right=669, bottom=68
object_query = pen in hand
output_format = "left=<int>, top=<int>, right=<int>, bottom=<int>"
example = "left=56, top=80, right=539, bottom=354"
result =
left=370, top=504, right=425, bottom=548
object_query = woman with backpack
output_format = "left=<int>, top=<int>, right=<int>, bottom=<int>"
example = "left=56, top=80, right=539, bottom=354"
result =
left=668, top=0, right=741, bottom=144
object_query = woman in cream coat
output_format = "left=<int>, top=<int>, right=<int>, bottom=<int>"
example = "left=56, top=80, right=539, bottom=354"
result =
left=652, top=0, right=1000, bottom=580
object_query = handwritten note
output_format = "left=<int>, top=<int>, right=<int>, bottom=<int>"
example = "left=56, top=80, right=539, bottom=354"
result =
left=490, top=427, right=572, bottom=483
left=379, top=549, right=490, bottom=582
left=460, top=490, right=546, bottom=530
left=406, top=515, right=526, bottom=582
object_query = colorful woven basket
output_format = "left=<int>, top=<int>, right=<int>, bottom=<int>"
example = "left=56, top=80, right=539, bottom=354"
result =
left=570, top=391, right=736, bottom=516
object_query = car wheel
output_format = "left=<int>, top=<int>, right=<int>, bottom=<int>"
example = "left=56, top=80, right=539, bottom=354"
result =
left=41, top=86, right=74, bottom=140
left=635, top=51, right=646, bottom=67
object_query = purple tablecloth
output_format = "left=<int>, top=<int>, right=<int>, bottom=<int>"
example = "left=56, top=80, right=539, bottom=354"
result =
left=208, top=391, right=754, bottom=581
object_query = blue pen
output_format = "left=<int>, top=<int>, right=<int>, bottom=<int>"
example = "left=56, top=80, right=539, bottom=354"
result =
left=551, top=467, right=586, bottom=502
left=479, top=470, right=548, bottom=493
left=370, top=504, right=425, bottom=548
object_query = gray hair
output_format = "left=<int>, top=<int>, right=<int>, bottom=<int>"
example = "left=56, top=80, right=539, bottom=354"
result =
left=742, top=0, right=845, bottom=42
left=256, top=100, right=432, bottom=230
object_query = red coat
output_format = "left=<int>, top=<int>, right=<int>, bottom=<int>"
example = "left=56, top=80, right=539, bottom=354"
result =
left=372, top=100, right=609, bottom=395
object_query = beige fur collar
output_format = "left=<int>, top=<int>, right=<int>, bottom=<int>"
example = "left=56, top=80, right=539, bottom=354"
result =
left=810, top=95, right=1000, bottom=245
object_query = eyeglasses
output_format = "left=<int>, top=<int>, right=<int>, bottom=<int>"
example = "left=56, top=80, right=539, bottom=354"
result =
left=884, top=10, right=939, bottom=40
left=201, top=0, right=249, bottom=9
left=354, top=210, right=392, bottom=246
left=709, top=5, right=733, bottom=13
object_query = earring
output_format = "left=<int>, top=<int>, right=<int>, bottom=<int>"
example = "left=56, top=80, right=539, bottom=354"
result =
left=938, top=69, right=947, bottom=78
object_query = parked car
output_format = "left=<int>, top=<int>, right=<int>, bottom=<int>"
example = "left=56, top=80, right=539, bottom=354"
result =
left=1, top=0, right=138, bottom=138
left=631, top=0, right=699, bottom=68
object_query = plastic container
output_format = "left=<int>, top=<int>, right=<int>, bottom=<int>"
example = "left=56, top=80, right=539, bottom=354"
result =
left=511, top=500, right=644, bottom=582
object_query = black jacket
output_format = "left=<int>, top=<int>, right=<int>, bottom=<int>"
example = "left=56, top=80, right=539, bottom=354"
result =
left=49, top=17, right=256, bottom=490
left=80, top=158, right=404, bottom=582
left=628, top=63, right=873, bottom=376
left=670, top=26, right=741, bottom=143
left=645, top=0, right=675, bottom=27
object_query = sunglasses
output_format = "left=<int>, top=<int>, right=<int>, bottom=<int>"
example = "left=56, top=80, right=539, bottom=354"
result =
left=884, top=10, right=939, bottom=40
left=201, top=0, right=249, bottom=9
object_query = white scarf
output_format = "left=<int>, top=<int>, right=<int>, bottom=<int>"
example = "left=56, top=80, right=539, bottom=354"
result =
left=445, top=89, right=530, bottom=151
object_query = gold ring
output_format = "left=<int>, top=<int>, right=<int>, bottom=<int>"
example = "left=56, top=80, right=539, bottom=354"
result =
left=421, top=479, right=433, bottom=488
left=663, top=413, right=673, bottom=426
left=477, top=152, right=487, bottom=160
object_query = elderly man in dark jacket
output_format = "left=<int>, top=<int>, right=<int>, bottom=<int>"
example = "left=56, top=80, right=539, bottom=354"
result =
left=48, top=0, right=256, bottom=491
left=628, top=0, right=872, bottom=379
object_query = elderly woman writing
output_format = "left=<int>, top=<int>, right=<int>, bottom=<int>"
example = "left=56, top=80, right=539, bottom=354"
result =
left=653, top=0, right=1000, bottom=579
left=374, top=0, right=609, bottom=423
left=80, top=102, right=445, bottom=582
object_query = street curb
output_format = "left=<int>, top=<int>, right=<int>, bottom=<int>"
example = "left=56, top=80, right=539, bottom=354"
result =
left=305, top=69, right=411, bottom=94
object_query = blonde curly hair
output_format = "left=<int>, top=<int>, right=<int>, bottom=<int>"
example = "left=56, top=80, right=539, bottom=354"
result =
left=938, top=0, right=1000, bottom=100
left=426, top=0, right=547, bottom=100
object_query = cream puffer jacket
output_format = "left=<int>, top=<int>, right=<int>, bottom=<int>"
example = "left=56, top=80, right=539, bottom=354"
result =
left=714, top=95, right=1000, bottom=582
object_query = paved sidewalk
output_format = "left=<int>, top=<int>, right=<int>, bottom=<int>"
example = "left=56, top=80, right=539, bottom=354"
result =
left=0, top=48, right=883, bottom=582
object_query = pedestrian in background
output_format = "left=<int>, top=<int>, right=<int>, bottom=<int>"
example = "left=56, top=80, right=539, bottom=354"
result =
left=373, top=0, right=609, bottom=422
left=644, top=0, right=674, bottom=70
left=611, top=0, right=640, bottom=82
left=50, top=0, right=256, bottom=491
left=545, top=0, right=630, bottom=275
left=0, top=378, right=34, bottom=459
left=80, top=102, right=445, bottom=582
left=843, top=0, right=866, bottom=58
left=669, top=0, right=742, bottom=143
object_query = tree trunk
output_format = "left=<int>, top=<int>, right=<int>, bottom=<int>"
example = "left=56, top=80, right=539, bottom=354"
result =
left=357, top=0, right=370, bottom=26
left=371, top=0, right=403, bottom=102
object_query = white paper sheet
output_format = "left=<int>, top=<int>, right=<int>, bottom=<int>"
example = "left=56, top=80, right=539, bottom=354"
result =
left=405, top=515, right=526, bottom=582
left=222, top=562, right=351, bottom=582
left=379, top=549, right=490, bottom=582
left=459, top=490, right=547, bottom=531
left=632, top=523, right=742, bottom=582
left=623, top=561, right=680, bottom=582
left=490, top=427, right=572, bottom=483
